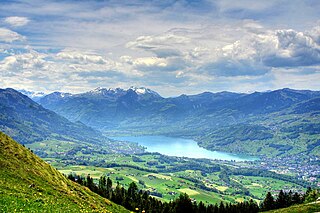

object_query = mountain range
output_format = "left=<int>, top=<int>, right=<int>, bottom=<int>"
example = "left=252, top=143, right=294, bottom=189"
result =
left=35, top=87, right=320, bottom=128
left=0, top=88, right=106, bottom=144
left=35, top=87, right=320, bottom=157
left=5, top=87, right=320, bottom=157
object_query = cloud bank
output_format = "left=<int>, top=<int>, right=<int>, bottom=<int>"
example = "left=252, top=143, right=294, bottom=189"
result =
left=4, top=16, right=30, bottom=27
left=0, top=0, right=319, bottom=96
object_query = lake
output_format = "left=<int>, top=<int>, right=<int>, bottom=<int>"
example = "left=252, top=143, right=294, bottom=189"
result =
left=111, top=135, right=257, bottom=161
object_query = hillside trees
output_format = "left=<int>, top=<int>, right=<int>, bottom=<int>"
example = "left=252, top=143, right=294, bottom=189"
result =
left=67, top=173, right=260, bottom=213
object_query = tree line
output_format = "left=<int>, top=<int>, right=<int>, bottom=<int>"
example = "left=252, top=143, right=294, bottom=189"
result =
left=67, top=173, right=258, bottom=212
left=67, top=173, right=318, bottom=213
left=260, top=187, right=319, bottom=211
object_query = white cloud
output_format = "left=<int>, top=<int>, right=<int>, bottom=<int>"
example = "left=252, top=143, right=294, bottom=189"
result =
left=4, top=16, right=30, bottom=27
left=56, top=49, right=107, bottom=64
left=0, top=49, right=130, bottom=94
left=0, top=0, right=320, bottom=95
left=196, top=25, right=320, bottom=77
left=132, top=57, right=168, bottom=67
left=0, top=28, right=25, bottom=43
left=0, top=51, right=48, bottom=76
left=127, top=34, right=191, bottom=49
left=122, top=22, right=320, bottom=79
left=126, top=34, right=191, bottom=58
left=309, top=25, right=320, bottom=44
left=122, top=55, right=187, bottom=73
left=263, top=29, right=320, bottom=67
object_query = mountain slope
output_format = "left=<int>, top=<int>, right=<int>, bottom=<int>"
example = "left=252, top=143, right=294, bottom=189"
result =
left=18, top=89, right=46, bottom=102
left=38, top=88, right=320, bottom=131
left=0, top=132, right=128, bottom=212
left=37, top=87, right=320, bottom=157
left=38, top=87, right=243, bottom=130
left=0, top=88, right=107, bottom=144
left=222, top=88, right=320, bottom=115
left=38, top=87, right=165, bottom=130
left=265, top=202, right=320, bottom=213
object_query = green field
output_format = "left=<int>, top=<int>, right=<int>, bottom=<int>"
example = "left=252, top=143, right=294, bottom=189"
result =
left=58, top=164, right=305, bottom=205
left=25, top=138, right=308, bottom=206
left=59, top=166, right=222, bottom=203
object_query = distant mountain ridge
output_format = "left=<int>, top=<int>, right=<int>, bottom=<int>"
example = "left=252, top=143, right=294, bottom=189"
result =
left=36, top=87, right=320, bottom=129
left=34, top=87, right=320, bottom=157
left=0, top=88, right=109, bottom=144
left=36, top=87, right=164, bottom=129
left=18, top=89, right=46, bottom=101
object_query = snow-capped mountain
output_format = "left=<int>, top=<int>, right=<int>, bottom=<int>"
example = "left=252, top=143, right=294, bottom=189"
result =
left=82, top=86, right=161, bottom=100
left=36, top=86, right=164, bottom=128
left=85, top=87, right=127, bottom=99
left=37, top=92, right=72, bottom=106
left=18, top=89, right=46, bottom=101
left=128, top=86, right=160, bottom=96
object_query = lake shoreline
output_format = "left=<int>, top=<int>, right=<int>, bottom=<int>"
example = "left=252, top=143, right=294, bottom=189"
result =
left=110, top=135, right=258, bottom=162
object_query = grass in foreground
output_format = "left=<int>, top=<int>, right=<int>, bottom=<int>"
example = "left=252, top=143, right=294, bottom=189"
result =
left=265, top=202, right=320, bottom=213
left=0, top=132, right=129, bottom=213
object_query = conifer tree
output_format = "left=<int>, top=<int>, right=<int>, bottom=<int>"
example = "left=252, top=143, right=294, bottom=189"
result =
left=174, top=193, right=193, bottom=213
left=198, top=201, right=206, bottom=213
left=86, top=174, right=95, bottom=191
left=106, top=177, right=112, bottom=199
left=219, top=201, right=225, bottom=213
left=276, top=190, right=286, bottom=208
left=98, top=175, right=107, bottom=197
left=292, top=192, right=301, bottom=204
left=261, top=192, right=275, bottom=211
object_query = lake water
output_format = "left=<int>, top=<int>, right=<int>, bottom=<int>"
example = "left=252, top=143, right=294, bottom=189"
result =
left=111, top=135, right=257, bottom=161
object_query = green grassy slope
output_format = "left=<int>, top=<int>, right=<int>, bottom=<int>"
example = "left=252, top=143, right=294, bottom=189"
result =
left=0, top=132, right=129, bottom=213
left=265, top=202, right=320, bottom=213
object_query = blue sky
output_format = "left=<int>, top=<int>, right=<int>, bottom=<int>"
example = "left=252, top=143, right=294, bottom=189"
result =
left=0, top=0, right=319, bottom=96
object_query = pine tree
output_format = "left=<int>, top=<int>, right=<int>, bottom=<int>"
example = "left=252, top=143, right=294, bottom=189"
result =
left=276, top=190, right=286, bottom=209
left=98, top=175, right=107, bottom=197
left=219, top=201, right=225, bottom=213
left=198, top=201, right=206, bottom=213
left=113, top=182, right=123, bottom=204
left=106, top=177, right=112, bottom=199
left=67, top=173, right=75, bottom=181
left=292, top=192, right=301, bottom=204
left=128, top=182, right=138, bottom=199
left=86, top=174, right=95, bottom=191
left=213, top=203, right=219, bottom=213
left=286, top=190, right=293, bottom=207
left=248, top=199, right=259, bottom=213
left=206, top=204, right=215, bottom=213
left=174, top=193, right=193, bottom=213
left=261, top=192, right=275, bottom=211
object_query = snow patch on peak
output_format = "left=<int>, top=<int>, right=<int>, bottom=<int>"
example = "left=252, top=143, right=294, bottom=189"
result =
left=91, top=87, right=125, bottom=94
left=91, top=87, right=105, bottom=93
left=129, top=86, right=147, bottom=94
left=19, top=89, right=47, bottom=101
left=129, top=86, right=160, bottom=97
left=51, top=92, right=72, bottom=98
left=87, top=87, right=127, bottom=99
left=87, top=86, right=161, bottom=98
left=60, top=93, right=71, bottom=98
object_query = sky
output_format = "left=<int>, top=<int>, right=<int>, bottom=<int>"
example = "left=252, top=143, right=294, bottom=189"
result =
left=0, top=0, right=320, bottom=96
